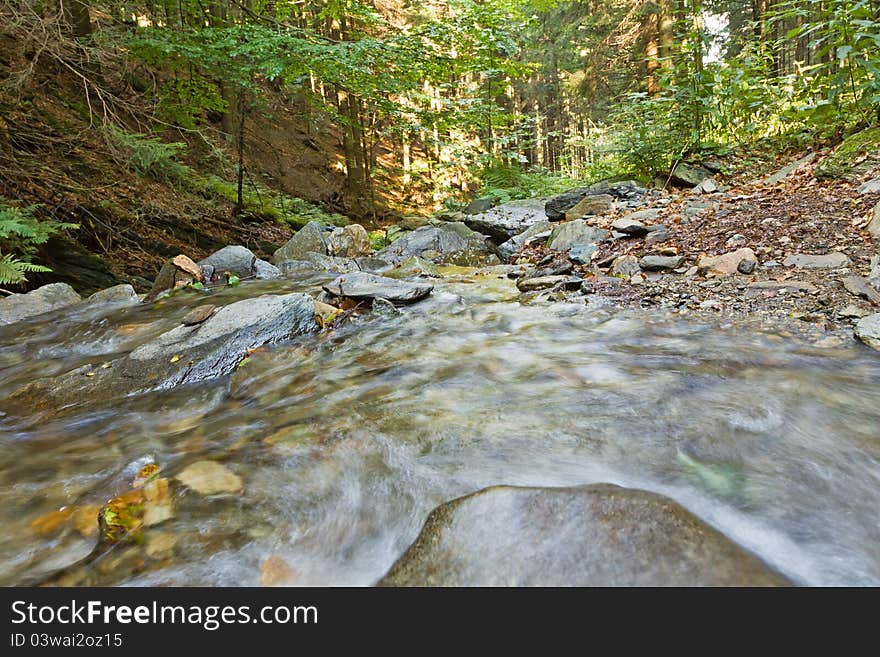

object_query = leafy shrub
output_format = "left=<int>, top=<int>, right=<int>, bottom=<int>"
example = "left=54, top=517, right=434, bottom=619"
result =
left=105, top=126, right=189, bottom=182
left=0, top=201, right=77, bottom=285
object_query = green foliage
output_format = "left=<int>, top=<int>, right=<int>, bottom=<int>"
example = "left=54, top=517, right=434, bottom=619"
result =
left=0, top=201, right=77, bottom=285
left=477, top=160, right=583, bottom=202
left=105, top=126, right=188, bottom=181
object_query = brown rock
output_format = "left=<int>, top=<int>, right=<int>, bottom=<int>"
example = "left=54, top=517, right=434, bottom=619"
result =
left=843, top=276, right=880, bottom=306
left=260, top=555, right=298, bottom=586
left=698, top=248, right=757, bottom=276
left=144, top=255, right=204, bottom=302
left=181, top=305, right=217, bottom=326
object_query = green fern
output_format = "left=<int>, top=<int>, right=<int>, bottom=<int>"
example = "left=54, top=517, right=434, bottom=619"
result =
left=0, top=253, right=51, bottom=285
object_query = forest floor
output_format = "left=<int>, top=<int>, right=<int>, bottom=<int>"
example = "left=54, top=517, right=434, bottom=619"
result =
left=520, top=150, right=880, bottom=341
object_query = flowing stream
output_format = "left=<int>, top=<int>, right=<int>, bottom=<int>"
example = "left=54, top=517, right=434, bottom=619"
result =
left=1, top=268, right=878, bottom=586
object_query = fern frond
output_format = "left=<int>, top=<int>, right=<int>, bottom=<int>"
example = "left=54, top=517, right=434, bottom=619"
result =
left=0, top=253, right=51, bottom=285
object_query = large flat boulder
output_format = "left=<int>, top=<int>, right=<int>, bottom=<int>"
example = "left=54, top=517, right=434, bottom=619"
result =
left=323, top=272, right=433, bottom=305
left=547, top=221, right=610, bottom=251
left=377, top=223, right=495, bottom=266
left=0, top=283, right=81, bottom=325
left=379, top=484, right=789, bottom=586
left=8, top=293, right=317, bottom=414
left=463, top=198, right=548, bottom=242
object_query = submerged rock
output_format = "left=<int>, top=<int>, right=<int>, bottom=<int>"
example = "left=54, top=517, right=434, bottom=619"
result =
left=383, top=256, right=442, bottom=280
left=379, top=484, right=789, bottom=586
left=854, top=314, right=880, bottom=350
left=376, top=223, right=495, bottom=266
left=175, top=461, right=243, bottom=496
left=463, top=197, right=548, bottom=242
left=323, top=272, right=433, bottom=305
left=8, top=293, right=317, bottom=413
left=0, top=283, right=82, bottom=325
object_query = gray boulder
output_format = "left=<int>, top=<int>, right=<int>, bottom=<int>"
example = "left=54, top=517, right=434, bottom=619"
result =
left=670, top=163, right=713, bottom=188
left=640, top=255, right=685, bottom=271
left=547, top=221, right=610, bottom=251
left=86, top=284, right=139, bottom=305
left=323, top=272, right=433, bottom=306
left=383, top=257, right=442, bottom=280
left=463, top=198, right=548, bottom=242
left=278, top=252, right=389, bottom=275
left=377, top=223, right=494, bottom=266
left=326, top=224, right=371, bottom=258
left=855, top=314, right=880, bottom=351
left=782, top=252, right=851, bottom=269
left=379, top=484, right=789, bottom=586
left=545, top=181, right=649, bottom=221
left=8, top=293, right=317, bottom=414
left=497, top=221, right=552, bottom=261
left=272, top=221, right=330, bottom=264
left=0, top=283, right=82, bottom=325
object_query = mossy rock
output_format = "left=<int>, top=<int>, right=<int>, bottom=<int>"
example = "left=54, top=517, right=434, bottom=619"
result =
left=816, top=127, right=880, bottom=180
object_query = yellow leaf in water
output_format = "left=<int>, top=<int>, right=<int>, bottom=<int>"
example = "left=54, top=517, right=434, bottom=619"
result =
left=170, top=355, right=181, bottom=363
left=85, top=371, right=96, bottom=377
left=260, top=555, right=297, bottom=586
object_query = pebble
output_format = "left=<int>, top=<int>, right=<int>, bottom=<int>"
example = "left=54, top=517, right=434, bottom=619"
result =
left=175, top=461, right=243, bottom=495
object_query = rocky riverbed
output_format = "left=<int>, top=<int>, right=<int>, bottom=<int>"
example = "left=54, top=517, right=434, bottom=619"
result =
left=0, top=149, right=879, bottom=587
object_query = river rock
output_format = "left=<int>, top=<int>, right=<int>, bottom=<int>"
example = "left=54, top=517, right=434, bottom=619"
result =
left=175, top=461, right=242, bottom=495
left=858, top=179, right=880, bottom=195
left=611, top=217, right=649, bottom=237
left=278, top=252, right=390, bottom=275
left=611, top=255, right=641, bottom=278
left=271, top=221, right=330, bottom=264
left=783, top=252, right=851, bottom=269
left=855, top=314, right=880, bottom=350
left=463, top=198, right=548, bottom=242
left=144, top=255, right=204, bottom=302
left=379, top=484, right=788, bottom=586
left=843, top=276, right=880, bottom=305
left=497, top=221, right=552, bottom=261
left=323, top=272, right=433, bottom=305
left=564, top=194, right=614, bottom=221
left=517, top=276, right=580, bottom=292
left=464, top=198, right=494, bottom=215
left=376, top=223, right=494, bottom=266
left=383, top=257, right=442, bottom=280
left=198, top=245, right=257, bottom=282
left=569, top=244, right=598, bottom=264
left=545, top=182, right=650, bottom=222
left=253, top=259, right=281, bottom=280
left=326, top=224, right=371, bottom=258
left=85, top=284, right=138, bottom=306
left=868, top=202, right=880, bottom=239
left=628, top=208, right=661, bottom=222
left=371, top=297, right=402, bottom=317
left=698, top=248, right=757, bottom=276
left=181, top=304, right=216, bottom=326
left=670, top=162, right=713, bottom=188
left=547, top=221, right=610, bottom=251
left=639, top=255, right=684, bottom=271
left=746, top=280, right=817, bottom=297
left=8, top=293, right=318, bottom=414
left=0, top=283, right=82, bottom=325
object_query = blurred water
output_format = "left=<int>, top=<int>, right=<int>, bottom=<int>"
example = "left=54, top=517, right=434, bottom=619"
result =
left=0, top=270, right=878, bottom=586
